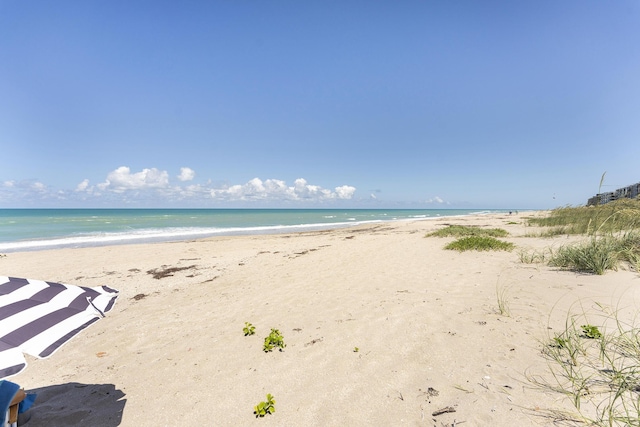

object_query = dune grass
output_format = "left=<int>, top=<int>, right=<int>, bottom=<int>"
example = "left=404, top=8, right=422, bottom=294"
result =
left=524, top=199, right=640, bottom=274
left=427, top=225, right=514, bottom=252
left=549, top=233, right=640, bottom=275
left=426, top=224, right=509, bottom=238
left=528, top=199, right=640, bottom=236
left=530, top=304, right=640, bottom=426
left=444, top=236, right=514, bottom=252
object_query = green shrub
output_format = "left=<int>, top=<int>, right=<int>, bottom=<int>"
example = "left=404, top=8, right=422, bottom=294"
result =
left=426, top=225, right=509, bottom=238
left=444, top=236, right=514, bottom=252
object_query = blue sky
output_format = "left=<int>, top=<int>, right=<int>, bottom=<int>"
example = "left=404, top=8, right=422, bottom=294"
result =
left=1, top=1, right=639, bottom=209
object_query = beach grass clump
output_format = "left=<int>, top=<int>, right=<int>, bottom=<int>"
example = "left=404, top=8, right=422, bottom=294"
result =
left=548, top=232, right=640, bottom=275
left=531, top=304, right=640, bottom=426
left=528, top=199, right=640, bottom=236
left=426, top=225, right=509, bottom=238
left=444, top=236, right=514, bottom=252
left=549, top=238, right=620, bottom=275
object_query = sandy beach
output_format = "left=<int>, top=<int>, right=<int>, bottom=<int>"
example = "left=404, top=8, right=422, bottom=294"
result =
left=3, top=212, right=640, bottom=426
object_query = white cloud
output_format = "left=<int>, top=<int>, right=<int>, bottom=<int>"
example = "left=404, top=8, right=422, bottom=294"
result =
left=335, top=185, right=356, bottom=199
left=3, top=181, right=15, bottom=188
left=100, top=166, right=169, bottom=193
left=76, top=179, right=90, bottom=192
left=211, top=177, right=356, bottom=202
left=426, top=196, right=448, bottom=204
left=178, top=167, right=195, bottom=182
left=31, top=182, right=46, bottom=192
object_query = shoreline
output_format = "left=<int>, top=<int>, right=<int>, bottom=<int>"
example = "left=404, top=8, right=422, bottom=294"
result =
left=0, top=209, right=522, bottom=254
left=5, top=211, right=635, bottom=426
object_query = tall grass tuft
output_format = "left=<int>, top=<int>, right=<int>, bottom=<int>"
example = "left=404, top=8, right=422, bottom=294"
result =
left=496, top=284, right=511, bottom=316
left=549, top=232, right=640, bottom=275
left=549, top=238, right=620, bottom=275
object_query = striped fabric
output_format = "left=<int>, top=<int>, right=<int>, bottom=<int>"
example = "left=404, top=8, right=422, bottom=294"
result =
left=0, top=276, right=118, bottom=379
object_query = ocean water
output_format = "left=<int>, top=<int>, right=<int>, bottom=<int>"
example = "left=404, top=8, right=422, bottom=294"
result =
left=0, top=208, right=506, bottom=252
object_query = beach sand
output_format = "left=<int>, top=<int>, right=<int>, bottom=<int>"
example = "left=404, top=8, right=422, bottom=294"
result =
left=4, top=212, right=640, bottom=426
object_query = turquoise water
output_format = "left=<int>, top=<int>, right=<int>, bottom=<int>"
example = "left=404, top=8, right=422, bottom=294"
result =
left=0, top=208, right=507, bottom=252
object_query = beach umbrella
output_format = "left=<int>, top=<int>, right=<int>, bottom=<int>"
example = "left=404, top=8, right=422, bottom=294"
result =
left=0, top=276, right=118, bottom=379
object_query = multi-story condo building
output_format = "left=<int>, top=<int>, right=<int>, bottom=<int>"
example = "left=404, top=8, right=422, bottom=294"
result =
left=587, top=181, right=640, bottom=206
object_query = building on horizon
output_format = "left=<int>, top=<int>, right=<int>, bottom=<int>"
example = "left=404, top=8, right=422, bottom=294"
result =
left=587, top=181, right=640, bottom=206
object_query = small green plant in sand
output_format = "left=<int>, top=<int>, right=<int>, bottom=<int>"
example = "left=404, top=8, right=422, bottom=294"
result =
left=243, top=322, right=256, bottom=336
left=353, top=347, right=359, bottom=352
left=529, top=303, right=640, bottom=426
left=426, top=224, right=509, bottom=238
left=254, top=394, right=276, bottom=417
left=263, top=328, right=286, bottom=352
left=444, top=236, right=514, bottom=252
left=580, top=324, right=602, bottom=339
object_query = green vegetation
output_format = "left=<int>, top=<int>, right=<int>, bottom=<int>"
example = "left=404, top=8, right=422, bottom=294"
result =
left=548, top=232, right=640, bottom=275
left=522, top=199, right=640, bottom=274
left=426, top=224, right=514, bottom=252
left=527, top=199, right=640, bottom=236
left=581, top=324, right=602, bottom=339
left=530, top=305, right=640, bottom=426
left=426, top=224, right=509, bottom=238
left=444, top=236, right=514, bottom=252
left=263, top=328, right=286, bottom=352
left=254, top=394, right=276, bottom=417
left=243, top=322, right=256, bottom=336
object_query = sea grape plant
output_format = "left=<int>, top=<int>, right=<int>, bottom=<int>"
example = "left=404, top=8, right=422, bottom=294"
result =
left=254, top=394, right=276, bottom=417
left=243, top=322, right=256, bottom=336
left=581, top=324, right=602, bottom=339
left=263, top=328, right=286, bottom=352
